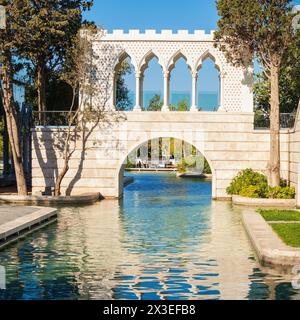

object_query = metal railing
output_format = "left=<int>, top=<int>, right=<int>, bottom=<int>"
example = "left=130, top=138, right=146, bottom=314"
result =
left=254, top=113, right=296, bottom=129
left=33, top=111, right=77, bottom=127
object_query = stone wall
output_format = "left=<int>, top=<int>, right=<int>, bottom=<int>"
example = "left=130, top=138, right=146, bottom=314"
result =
left=288, top=104, right=300, bottom=205
left=31, top=30, right=299, bottom=202
left=91, top=29, right=253, bottom=113
left=32, top=111, right=291, bottom=200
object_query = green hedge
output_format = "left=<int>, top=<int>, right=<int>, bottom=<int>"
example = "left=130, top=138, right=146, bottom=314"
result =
left=227, top=169, right=295, bottom=199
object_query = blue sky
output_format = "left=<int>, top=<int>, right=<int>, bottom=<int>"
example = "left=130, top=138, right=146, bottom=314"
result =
left=84, top=0, right=300, bottom=32
left=84, top=0, right=300, bottom=96
left=83, top=0, right=220, bottom=94
left=84, top=0, right=218, bottom=32
left=14, top=0, right=300, bottom=104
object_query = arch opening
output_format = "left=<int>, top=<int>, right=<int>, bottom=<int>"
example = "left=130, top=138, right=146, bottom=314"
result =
left=169, top=56, right=192, bottom=111
left=118, top=137, right=214, bottom=199
left=197, top=55, right=221, bottom=112
left=114, top=52, right=135, bottom=111
left=140, top=54, right=164, bottom=111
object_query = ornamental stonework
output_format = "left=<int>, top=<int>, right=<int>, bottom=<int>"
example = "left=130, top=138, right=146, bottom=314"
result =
left=91, top=30, right=253, bottom=113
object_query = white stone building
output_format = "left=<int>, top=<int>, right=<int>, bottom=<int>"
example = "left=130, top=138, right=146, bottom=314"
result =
left=31, top=30, right=300, bottom=204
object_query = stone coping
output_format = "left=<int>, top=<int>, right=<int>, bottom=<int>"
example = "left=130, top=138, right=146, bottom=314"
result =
left=99, top=29, right=215, bottom=41
left=242, top=210, right=300, bottom=267
left=0, top=193, right=101, bottom=205
left=232, top=195, right=296, bottom=208
left=0, top=206, right=57, bottom=243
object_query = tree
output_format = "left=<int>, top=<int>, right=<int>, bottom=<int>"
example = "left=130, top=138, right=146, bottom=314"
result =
left=147, top=94, right=163, bottom=111
left=0, top=1, right=27, bottom=195
left=25, top=71, right=76, bottom=113
left=14, top=0, right=93, bottom=117
left=52, top=27, right=125, bottom=196
left=214, top=0, right=300, bottom=187
left=177, top=99, right=189, bottom=111
left=115, top=60, right=133, bottom=111
left=169, top=99, right=189, bottom=111
left=254, top=45, right=300, bottom=114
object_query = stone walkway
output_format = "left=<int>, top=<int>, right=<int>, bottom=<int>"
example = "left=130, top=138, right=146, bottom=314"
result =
left=0, top=205, right=57, bottom=249
left=0, top=206, right=40, bottom=225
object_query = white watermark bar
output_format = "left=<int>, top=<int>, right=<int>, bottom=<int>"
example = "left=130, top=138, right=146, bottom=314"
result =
left=0, top=265, right=6, bottom=290
left=0, top=5, right=6, bottom=30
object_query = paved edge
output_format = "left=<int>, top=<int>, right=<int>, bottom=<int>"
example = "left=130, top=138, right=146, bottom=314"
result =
left=233, top=195, right=296, bottom=208
left=0, top=206, right=57, bottom=246
left=0, top=193, right=101, bottom=205
left=242, top=210, right=300, bottom=267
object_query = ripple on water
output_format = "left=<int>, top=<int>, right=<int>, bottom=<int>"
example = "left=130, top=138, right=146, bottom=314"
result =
left=0, top=173, right=298, bottom=300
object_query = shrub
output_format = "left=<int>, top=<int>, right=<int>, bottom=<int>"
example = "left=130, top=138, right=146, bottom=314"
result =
left=227, top=168, right=295, bottom=199
left=239, top=185, right=264, bottom=198
left=178, top=156, right=212, bottom=175
left=267, top=186, right=296, bottom=199
left=226, top=169, right=268, bottom=197
left=203, top=158, right=212, bottom=174
left=126, top=158, right=135, bottom=169
left=280, top=179, right=288, bottom=187
left=185, top=155, right=196, bottom=168
left=177, top=160, right=187, bottom=173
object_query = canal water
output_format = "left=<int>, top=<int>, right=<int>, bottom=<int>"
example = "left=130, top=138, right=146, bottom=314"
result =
left=0, top=172, right=299, bottom=300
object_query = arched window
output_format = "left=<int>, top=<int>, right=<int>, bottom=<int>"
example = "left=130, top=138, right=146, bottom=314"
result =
left=197, top=56, right=220, bottom=112
left=141, top=53, right=164, bottom=111
left=169, top=54, right=192, bottom=111
left=114, top=53, right=135, bottom=111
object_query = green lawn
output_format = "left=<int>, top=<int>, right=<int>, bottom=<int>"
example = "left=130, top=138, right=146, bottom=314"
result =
left=258, top=209, right=300, bottom=221
left=271, top=224, right=300, bottom=247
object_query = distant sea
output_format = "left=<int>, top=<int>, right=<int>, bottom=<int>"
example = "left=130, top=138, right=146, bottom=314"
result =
left=128, top=91, right=219, bottom=111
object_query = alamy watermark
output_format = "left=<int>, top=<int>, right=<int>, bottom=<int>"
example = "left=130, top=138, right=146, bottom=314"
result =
left=0, top=265, right=5, bottom=290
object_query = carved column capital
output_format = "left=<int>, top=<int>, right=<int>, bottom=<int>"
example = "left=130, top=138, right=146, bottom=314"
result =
left=192, top=70, right=198, bottom=79
left=135, top=70, right=142, bottom=79
left=163, top=70, right=170, bottom=78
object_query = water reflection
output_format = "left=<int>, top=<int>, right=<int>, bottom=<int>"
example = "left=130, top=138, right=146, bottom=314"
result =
left=0, top=172, right=299, bottom=300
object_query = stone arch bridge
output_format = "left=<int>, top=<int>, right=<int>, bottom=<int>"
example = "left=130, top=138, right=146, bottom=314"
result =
left=31, top=30, right=300, bottom=203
